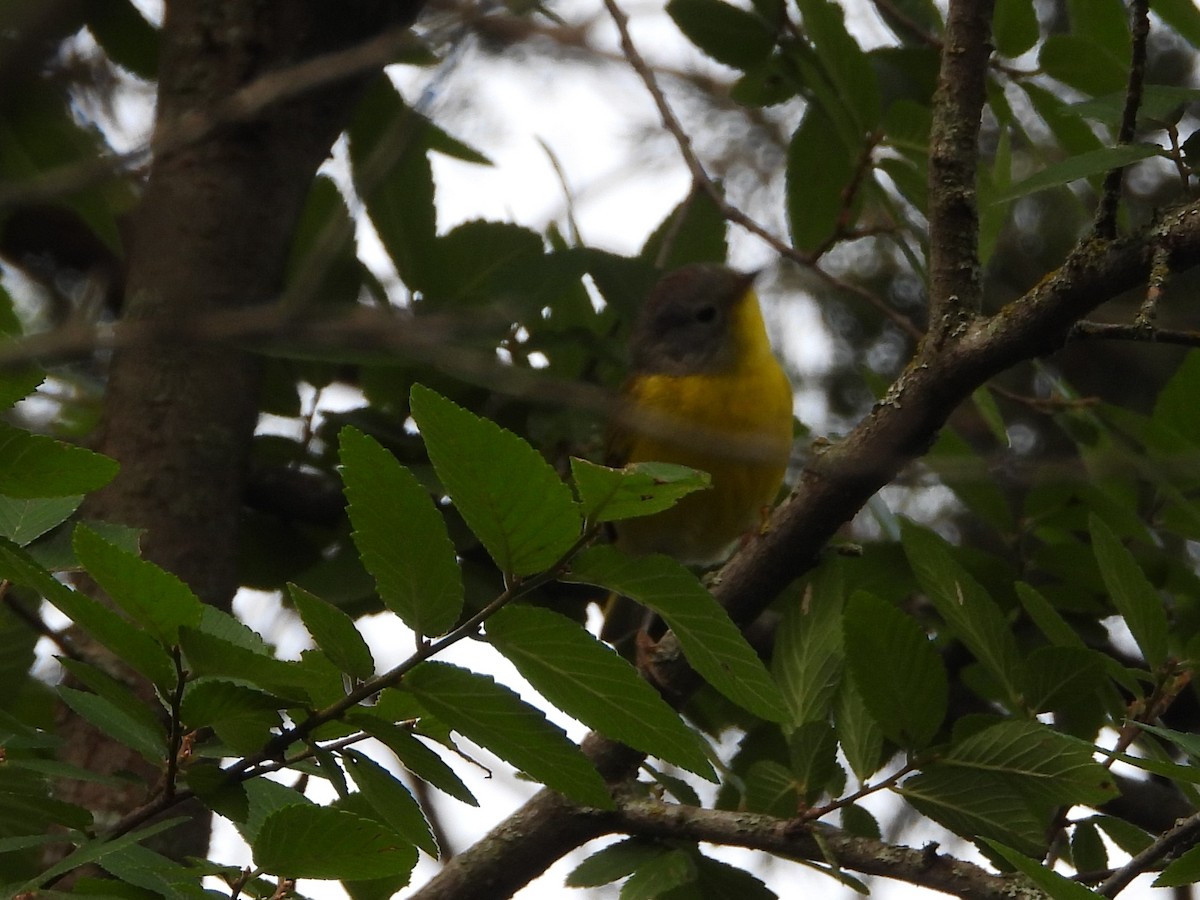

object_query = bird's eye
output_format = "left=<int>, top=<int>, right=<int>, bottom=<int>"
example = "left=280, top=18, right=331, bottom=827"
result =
left=695, top=305, right=717, bottom=323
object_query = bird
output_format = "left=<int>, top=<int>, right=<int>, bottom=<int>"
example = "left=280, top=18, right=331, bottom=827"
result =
left=601, top=262, right=794, bottom=645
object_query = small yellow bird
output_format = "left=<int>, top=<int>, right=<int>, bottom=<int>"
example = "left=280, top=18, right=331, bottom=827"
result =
left=602, top=263, right=794, bottom=643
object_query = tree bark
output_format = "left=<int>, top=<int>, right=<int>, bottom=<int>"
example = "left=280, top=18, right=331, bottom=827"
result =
left=58, top=0, right=425, bottom=864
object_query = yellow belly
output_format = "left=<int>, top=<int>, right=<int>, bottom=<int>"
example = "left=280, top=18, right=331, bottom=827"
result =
left=615, top=361, right=794, bottom=564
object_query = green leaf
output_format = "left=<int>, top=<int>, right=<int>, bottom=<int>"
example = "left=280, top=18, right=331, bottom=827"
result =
left=901, top=767, right=1047, bottom=856
left=418, top=220, right=546, bottom=310
left=288, top=584, right=375, bottom=681
left=622, top=848, right=697, bottom=899
left=982, top=840, right=1104, bottom=898
left=796, top=0, right=881, bottom=130
left=941, top=720, right=1116, bottom=809
left=1155, top=842, right=1200, bottom=888
left=0, top=539, right=174, bottom=688
left=409, top=384, right=581, bottom=577
left=990, top=144, right=1164, bottom=203
left=0, top=494, right=81, bottom=545
left=339, top=426, right=463, bottom=637
left=1089, top=514, right=1169, bottom=668
left=57, top=657, right=169, bottom=756
left=0, top=423, right=118, bottom=498
left=253, top=805, right=417, bottom=881
left=786, top=104, right=855, bottom=254
left=400, top=661, right=612, bottom=808
left=1015, top=582, right=1088, bottom=649
left=570, top=458, right=711, bottom=524
left=179, top=678, right=284, bottom=754
left=58, top=686, right=166, bottom=765
left=992, top=0, right=1039, bottom=58
left=567, top=838, right=666, bottom=887
left=343, top=749, right=437, bottom=857
left=835, top=676, right=885, bottom=781
left=771, top=582, right=843, bottom=726
left=73, top=525, right=204, bottom=646
left=1040, top=34, right=1128, bottom=95
left=788, top=719, right=839, bottom=804
left=350, top=717, right=478, bottom=806
left=640, top=188, right=729, bottom=269
left=15, top=818, right=190, bottom=894
left=1070, top=820, right=1108, bottom=876
left=902, top=523, right=1023, bottom=704
left=1154, top=0, right=1200, bottom=45
left=178, top=627, right=318, bottom=704
left=348, top=79, right=437, bottom=289
left=843, top=590, right=946, bottom=748
left=486, top=605, right=714, bottom=779
left=565, top=546, right=788, bottom=723
left=667, top=0, right=775, bottom=70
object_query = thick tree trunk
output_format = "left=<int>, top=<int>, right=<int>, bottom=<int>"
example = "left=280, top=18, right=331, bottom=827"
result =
left=58, top=0, right=425, bottom=865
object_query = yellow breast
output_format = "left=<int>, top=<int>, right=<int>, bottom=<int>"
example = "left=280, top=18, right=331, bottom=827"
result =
left=615, top=296, right=794, bottom=564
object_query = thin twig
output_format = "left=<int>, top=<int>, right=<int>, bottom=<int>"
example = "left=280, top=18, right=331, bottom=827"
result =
left=600, top=0, right=811, bottom=266
left=1099, top=809, right=1200, bottom=897
left=1093, top=0, right=1150, bottom=240
left=1069, top=320, right=1200, bottom=348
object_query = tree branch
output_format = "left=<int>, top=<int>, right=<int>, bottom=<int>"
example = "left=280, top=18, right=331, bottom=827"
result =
left=926, top=0, right=994, bottom=327
left=611, top=797, right=1038, bottom=900
left=1093, top=0, right=1151, bottom=240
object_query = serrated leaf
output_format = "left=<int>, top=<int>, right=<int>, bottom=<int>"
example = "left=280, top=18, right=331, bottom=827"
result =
left=1156, top=842, right=1200, bottom=888
left=1015, top=582, right=1088, bottom=649
left=667, top=0, right=775, bottom=70
left=836, top=676, right=885, bottom=781
left=0, top=539, right=174, bottom=688
left=400, top=661, right=611, bottom=808
left=339, top=426, right=463, bottom=638
left=989, top=144, right=1164, bottom=203
left=57, top=657, right=168, bottom=752
left=942, top=720, right=1116, bottom=808
left=14, top=818, right=190, bottom=894
left=902, top=523, right=1023, bottom=704
left=564, top=546, right=788, bottom=723
left=901, top=767, right=1047, bottom=856
left=288, top=584, right=375, bottom=680
left=57, top=687, right=166, bottom=764
left=622, top=848, right=696, bottom=899
left=981, top=840, right=1104, bottom=898
left=843, top=590, right=946, bottom=748
left=350, top=717, right=478, bottom=806
left=0, top=494, right=81, bottom=545
left=1089, top=515, right=1169, bottom=668
left=567, top=838, right=666, bottom=888
left=73, top=525, right=203, bottom=646
left=343, top=749, right=437, bottom=857
left=788, top=720, right=838, bottom=804
left=486, top=605, right=714, bottom=779
left=772, top=583, right=843, bottom=726
left=253, top=805, right=417, bottom=881
left=0, top=423, right=118, bottom=498
left=410, top=385, right=581, bottom=577
left=178, top=627, right=317, bottom=704
left=570, top=458, right=710, bottom=524
left=179, top=678, right=284, bottom=754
